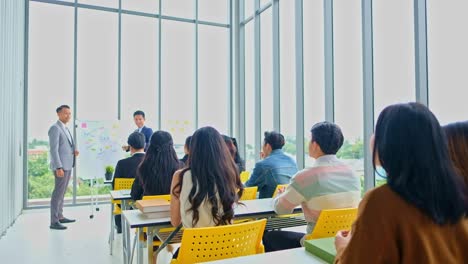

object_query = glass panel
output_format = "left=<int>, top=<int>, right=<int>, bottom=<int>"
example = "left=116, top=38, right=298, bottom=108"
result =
left=334, top=0, right=365, bottom=191
left=260, top=0, right=270, bottom=7
left=121, top=14, right=158, bottom=130
left=303, top=0, right=325, bottom=168
left=162, top=0, right=194, bottom=19
left=427, top=0, right=468, bottom=125
left=77, top=9, right=118, bottom=121
left=245, top=0, right=254, bottom=20
left=79, top=0, right=118, bottom=8
left=198, top=0, right=228, bottom=24
left=161, top=20, right=195, bottom=157
left=280, top=0, right=296, bottom=160
left=76, top=9, right=118, bottom=201
left=198, top=25, right=229, bottom=135
left=28, top=2, right=74, bottom=206
left=373, top=0, right=415, bottom=118
left=260, top=8, right=274, bottom=133
left=122, top=0, right=159, bottom=14
left=245, top=22, right=255, bottom=170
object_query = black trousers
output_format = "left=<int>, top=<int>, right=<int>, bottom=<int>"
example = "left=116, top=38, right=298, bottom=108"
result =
left=262, top=230, right=305, bottom=252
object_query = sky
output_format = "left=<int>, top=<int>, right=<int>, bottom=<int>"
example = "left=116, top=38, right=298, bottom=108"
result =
left=28, top=0, right=468, bottom=147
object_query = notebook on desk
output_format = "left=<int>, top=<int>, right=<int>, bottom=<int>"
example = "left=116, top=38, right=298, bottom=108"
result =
left=119, top=189, right=131, bottom=196
left=304, top=237, right=336, bottom=264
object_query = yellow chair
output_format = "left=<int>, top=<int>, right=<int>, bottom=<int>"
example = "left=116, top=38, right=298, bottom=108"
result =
left=109, top=178, right=135, bottom=255
left=240, top=171, right=250, bottom=183
left=240, top=186, right=258, bottom=200
left=272, top=184, right=289, bottom=197
left=306, top=208, right=358, bottom=240
left=142, top=194, right=171, bottom=202
left=171, top=219, right=267, bottom=264
left=112, top=178, right=135, bottom=215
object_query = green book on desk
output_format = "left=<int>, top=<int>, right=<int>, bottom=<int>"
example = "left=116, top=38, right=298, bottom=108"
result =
left=304, top=237, right=336, bottom=264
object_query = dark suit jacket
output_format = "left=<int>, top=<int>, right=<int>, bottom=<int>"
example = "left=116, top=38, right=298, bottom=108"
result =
left=112, top=153, right=145, bottom=188
left=135, top=126, right=153, bottom=148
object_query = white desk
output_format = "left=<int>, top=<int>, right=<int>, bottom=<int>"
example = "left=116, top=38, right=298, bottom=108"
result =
left=202, top=247, right=327, bottom=264
left=123, top=198, right=305, bottom=264
left=109, top=190, right=133, bottom=264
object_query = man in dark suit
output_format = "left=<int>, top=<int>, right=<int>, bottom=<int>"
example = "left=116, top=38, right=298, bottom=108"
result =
left=132, top=110, right=153, bottom=151
left=112, top=131, right=145, bottom=233
left=48, top=105, right=79, bottom=230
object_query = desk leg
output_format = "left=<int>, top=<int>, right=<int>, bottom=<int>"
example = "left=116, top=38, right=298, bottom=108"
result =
left=136, top=227, right=143, bottom=264
left=147, top=227, right=155, bottom=264
left=121, top=200, right=130, bottom=264
left=109, top=202, right=114, bottom=255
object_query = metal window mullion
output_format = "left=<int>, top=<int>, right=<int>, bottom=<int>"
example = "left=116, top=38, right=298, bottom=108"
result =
left=195, top=0, right=199, bottom=129
left=254, top=0, right=261, bottom=163
left=229, top=0, right=234, bottom=136
left=272, top=0, right=280, bottom=132
left=118, top=0, right=121, bottom=120
left=324, top=0, right=334, bottom=123
left=362, top=0, right=375, bottom=192
left=158, top=0, right=162, bottom=130
left=414, top=0, right=429, bottom=106
left=72, top=0, right=78, bottom=205
left=295, top=0, right=305, bottom=169
left=23, top=0, right=30, bottom=209
left=237, top=0, right=246, bottom=162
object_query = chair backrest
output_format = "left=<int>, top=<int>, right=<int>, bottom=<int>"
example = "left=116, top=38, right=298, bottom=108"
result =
left=142, top=194, right=171, bottom=202
left=240, top=186, right=258, bottom=200
left=173, top=219, right=267, bottom=264
left=114, top=178, right=135, bottom=190
left=272, top=184, right=288, bottom=197
left=240, top=171, right=250, bottom=183
left=306, top=208, right=358, bottom=240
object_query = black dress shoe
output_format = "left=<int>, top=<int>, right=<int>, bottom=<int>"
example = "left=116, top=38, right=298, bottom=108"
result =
left=59, top=217, right=76, bottom=224
left=50, top=222, right=67, bottom=230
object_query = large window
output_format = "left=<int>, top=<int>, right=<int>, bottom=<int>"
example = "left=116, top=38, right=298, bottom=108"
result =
left=244, top=21, right=255, bottom=170
left=303, top=0, right=325, bottom=168
left=198, top=26, right=230, bottom=134
left=121, top=14, right=158, bottom=128
left=28, top=2, right=74, bottom=206
left=334, top=0, right=364, bottom=190
left=161, top=20, right=195, bottom=149
left=260, top=8, right=274, bottom=133
left=279, top=0, right=296, bottom=161
left=27, top=0, right=231, bottom=207
left=373, top=0, right=415, bottom=117
left=427, top=0, right=468, bottom=125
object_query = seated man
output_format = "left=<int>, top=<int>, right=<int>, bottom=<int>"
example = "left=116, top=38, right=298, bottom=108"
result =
left=113, top=132, right=145, bottom=233
left=262, top=122, right=361, bottom=252
left=245, top=131, right=298, bottom=198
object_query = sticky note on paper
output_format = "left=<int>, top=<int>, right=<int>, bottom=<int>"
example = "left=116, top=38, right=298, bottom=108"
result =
left=81, top=123, right=87, bottom=128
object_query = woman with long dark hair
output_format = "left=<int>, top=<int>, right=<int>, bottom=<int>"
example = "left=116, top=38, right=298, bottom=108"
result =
left=222, top=135, right=246, bottom=174
left=170, top=126, right=243, bottom=228
left=443, top=121, right=468, bottom=189
left=130, top=130, right=183, bottom=200
left=335, top=103, right=468, bottom=263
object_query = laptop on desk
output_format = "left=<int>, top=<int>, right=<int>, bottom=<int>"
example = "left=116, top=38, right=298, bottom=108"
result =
left=119, top=189, right=131, bottom=196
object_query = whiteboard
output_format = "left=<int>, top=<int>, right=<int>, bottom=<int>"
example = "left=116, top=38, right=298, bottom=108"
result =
left=75, top=120, right=133, bottom=180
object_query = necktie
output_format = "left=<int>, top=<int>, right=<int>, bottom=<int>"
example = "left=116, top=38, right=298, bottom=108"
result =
left=65, top=126, right=73, bottom=145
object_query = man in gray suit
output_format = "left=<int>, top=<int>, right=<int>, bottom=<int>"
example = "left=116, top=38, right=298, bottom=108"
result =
left=48, top=105, right=79, bottom=230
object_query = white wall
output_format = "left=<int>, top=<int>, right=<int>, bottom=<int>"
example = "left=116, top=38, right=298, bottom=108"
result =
left=0, top=0, right=26, bottom=237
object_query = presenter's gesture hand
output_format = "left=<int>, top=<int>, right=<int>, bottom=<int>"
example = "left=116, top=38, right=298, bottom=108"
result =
left=56, top=168, right=65, bottom=178
left=74, top=150, right=79, bottom=156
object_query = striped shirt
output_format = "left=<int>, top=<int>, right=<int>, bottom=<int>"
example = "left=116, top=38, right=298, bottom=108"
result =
left=274, top=155, right=361, bottom=235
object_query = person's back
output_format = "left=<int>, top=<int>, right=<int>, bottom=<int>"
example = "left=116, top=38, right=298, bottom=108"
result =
left=245, top=131, right=298, bottom=198
left=263, top=122, right=360, bottom=252
left=178, top=170, right=224, bottom=228
left=130, top=130, right=182, bottom=200
left=335, top=103, right=468, bottom=263
left=279, top=155, right=360, bottom=233
left=338, top=184, right=468, bottom=263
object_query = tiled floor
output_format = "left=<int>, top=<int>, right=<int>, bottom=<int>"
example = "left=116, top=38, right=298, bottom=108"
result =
left=0, top=204, right=174, bottom=264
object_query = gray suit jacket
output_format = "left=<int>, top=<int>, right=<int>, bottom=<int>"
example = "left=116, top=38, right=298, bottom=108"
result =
left=48, top=121, right=75, bottom=171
